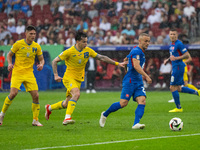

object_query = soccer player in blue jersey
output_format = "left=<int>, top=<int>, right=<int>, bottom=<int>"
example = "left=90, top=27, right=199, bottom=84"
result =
left=99, top=33, right=152, bottom=129
left=164, top=28, right=200, bottom=112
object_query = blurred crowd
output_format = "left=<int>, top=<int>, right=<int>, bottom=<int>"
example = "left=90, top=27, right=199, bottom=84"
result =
left=0, top=0, right=200, bottom=46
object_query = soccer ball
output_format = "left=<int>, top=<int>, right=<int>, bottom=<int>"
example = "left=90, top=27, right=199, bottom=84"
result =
left=169, top=117, right=183, bottom=131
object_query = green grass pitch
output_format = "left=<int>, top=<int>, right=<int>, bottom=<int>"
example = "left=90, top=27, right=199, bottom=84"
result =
left=0, top=91, right=200, bottom=150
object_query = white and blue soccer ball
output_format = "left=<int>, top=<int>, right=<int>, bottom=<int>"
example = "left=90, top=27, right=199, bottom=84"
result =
left=169, top=117, right=183, bottom=131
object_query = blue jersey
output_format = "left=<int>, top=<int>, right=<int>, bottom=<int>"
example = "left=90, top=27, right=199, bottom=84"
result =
left=169, top=40, right=187, bottom=67
left=123, top=46, right=145, bottom=84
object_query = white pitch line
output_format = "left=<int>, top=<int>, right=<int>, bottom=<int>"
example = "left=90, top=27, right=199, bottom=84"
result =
left=24, top=133, right=200, bottom=150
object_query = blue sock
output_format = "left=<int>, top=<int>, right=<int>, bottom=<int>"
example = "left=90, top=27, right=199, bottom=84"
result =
left=103, top=102, right=122, bottom=117
left=133, top=104, right=145, bottom=125
left=172, top=90, right=181, bottom=109
left=181, top=87, right=198, bottom=95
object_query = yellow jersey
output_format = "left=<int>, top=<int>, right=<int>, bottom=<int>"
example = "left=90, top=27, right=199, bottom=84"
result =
left=11, top=39, right=43, bottom=75
left=59, top=45, right=97, bottom=82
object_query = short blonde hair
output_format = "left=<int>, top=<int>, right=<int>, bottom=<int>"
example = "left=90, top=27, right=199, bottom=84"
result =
left=139, top=33, right=150, bottom=40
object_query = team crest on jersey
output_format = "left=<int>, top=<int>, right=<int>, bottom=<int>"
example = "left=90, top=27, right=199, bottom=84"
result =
left=78, top=54, right=82, bottom=57
left=78, top=59, right=82, bottom=64
left=32, top=47, right=37, bottom=53
left=27, top=47, right=30, bottom=49
left=26, top=52, right=30, bottom=57
left=170, top=46, right=174, bottom=52
left=126, top=94, right=129, bottom=98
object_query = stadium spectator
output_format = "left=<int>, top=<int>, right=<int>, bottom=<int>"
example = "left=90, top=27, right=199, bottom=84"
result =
left=56, top=32, right=64, bottom=44
left=159, top=30, right=171, bottom=45
left=149, top=31, right=156, bottom=44
left=37, top=32, right=47, bottom=45
left=155, top=2, right=165, bottom=20
left=134, top=8, right=144, bottom=23
left=138, top=18, right=149, bottom=34
left=141, top=0, right=153, bottom=10
left=196, top=2, right=200, bottom=16
left=80, top=6, right=88, bottom=21
left=35, top=19, right=43, bottom=33
left=50, top=1, right=59, bottom=16
left=43, top=19, right=51, bottom=32
left=48, top=32, right=57, bottom=44
left=21, top=0, right=32, bottom=17
left=90, top=21, right=98, bottom=33
left=121, top=24, right=136, bottom=37
left=7, top=14, right=16, bottom=25
left=96, top=59, right=107, bottom=80
left=112, top=31, right=123, bottom=45
left=7, top=22, right=16, bottom=33
left=16, top=20, right=25, bottom=35
left=107, top=7, right=116, bottom=17
left=111, top=65, right=122, bottom=87
left=0, top=27, right=12, bottom=41
left=174, top=2, right=183, bottom=17
left=104, top=31, right=114, bottom=45
left=76, top=19, right=88, bottom=32
left=94, top=0, right=103, bottom=12
left=0, top=50, right=5, bottom=90
left=64, top=0, right=74, bottom=12
left=154, top=57, right=172, bottom=88
left=147, top=9, right=160, bottom=25
left=53, top=19, right=64, bottom=34
left=86, top=57, right=97, bottom=94
left=0, top=0, right=3, bottom=12
left=58, top=0, right=65, bottom=14
left=87, top=30, right=94, bottom=44
left=58, top=38, right=65, bottom=45
left=26, top=18, right=32, bottom=26
left=119, top=18, right=128, bottom=30
left=12, top=0, right=22, bottom=14
left=127, top=3, right=136, bottom=16
left=156, top=36, right=164, bottom=45
left=99, top=17, right=111, bottom=32
left=66, top=32, right=75, bottom=47
left=88, top=5, right=98, bottom=21
left=190, top=12, right=198, bottom=38
left=4, top=0, right=13, bottom=16
left=71, top=19, right=79, bottom=31
left=93, top=32, right=104, bottom=46
left=8, top=38, right=14, bottom=45
left=121, top=33, right=131, bottom=45
left=119, top=11, right=130, bottom=23
left=116, top=0, right=124, bottom=13
left=169, top=14, right=180, bottom=29
left=159, top=15, right=169, bottom=30
left=110, top=18, right=120, bottom=31
left=131, top=19, right=139, bottom=31
left=145, top=58, right=159, bottom=84
left=180, top=17, right=189, bottom=36
left=183, top=0, right=196, bottom=20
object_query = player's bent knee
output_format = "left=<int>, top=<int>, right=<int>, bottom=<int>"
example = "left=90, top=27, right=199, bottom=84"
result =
left=120, top=99, right=128, bottom=107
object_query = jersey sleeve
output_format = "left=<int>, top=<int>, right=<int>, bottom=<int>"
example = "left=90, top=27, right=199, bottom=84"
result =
left=11, top=41, right=19, bottom=53
left=178, top=42, right=187, bottom=54
left=131, top=50, right=141, bottom=60
left=88, top=47, right=97, bottom=58
left=58, top=49, right=70, bottom=60
left=36, top=44, right=43, bottom=56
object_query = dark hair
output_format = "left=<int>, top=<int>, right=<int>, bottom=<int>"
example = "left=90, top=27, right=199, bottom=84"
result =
left=169, top=28, right=177, bottom=32
left=0, top=50, right=3, bottom=53
left=25, top=25, right=36, bottom=32
left=75, top=31, right=87, bottom=41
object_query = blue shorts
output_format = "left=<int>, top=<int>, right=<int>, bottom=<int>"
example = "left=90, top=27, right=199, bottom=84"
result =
left=120, top=82, right=146, bottom=101
left=170, top=65, right=185, bottom=86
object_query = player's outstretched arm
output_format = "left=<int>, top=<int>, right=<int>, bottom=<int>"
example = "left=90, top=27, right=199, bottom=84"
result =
left=7, top=51, right=14, bottom=71
left=95, top=54, right=127, bottom=68
left=37, top=55, right=44, bottom=71
left=52, top=57, right=63, bottom=82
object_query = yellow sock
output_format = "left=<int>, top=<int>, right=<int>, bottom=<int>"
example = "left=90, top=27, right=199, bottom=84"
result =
left=1, top=96, right=13, bottom=113
left=66, top=100, right=77, bottom=116
left=32, top=103, right=40, bottom=121
left=186, top=84, right=198, bottom=91
left=51, top=101, right=64, bottom=110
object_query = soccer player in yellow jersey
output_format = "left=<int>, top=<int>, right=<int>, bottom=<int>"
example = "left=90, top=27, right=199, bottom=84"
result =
left=45, top=31, right=126, bottom=125
left=0, top=25, right=44, bottom=126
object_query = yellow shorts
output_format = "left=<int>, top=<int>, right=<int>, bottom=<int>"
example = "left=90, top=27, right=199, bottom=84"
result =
left=63, top=78, right=81, bottom=97
left=183, top=65, right=188, bottom=82
left=10, top=73, right=38, bottom=92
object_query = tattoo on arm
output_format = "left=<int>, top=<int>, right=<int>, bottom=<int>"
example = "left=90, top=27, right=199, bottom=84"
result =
left=95, top=54, right=115, bottom=65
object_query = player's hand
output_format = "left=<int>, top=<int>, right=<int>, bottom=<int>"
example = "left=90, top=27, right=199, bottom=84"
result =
left=118, top=61, right=128, bottom=68
left=54, top=74, right=63, bottom=82
left=37, top=64, right=43, bottom=71
left=170, top=55, right=176, bottom=61
left=8, top=64, right=13, bottom=71
left=163, top=59, right=168, bottom=65
left=146, top=76, right=152, bottom=84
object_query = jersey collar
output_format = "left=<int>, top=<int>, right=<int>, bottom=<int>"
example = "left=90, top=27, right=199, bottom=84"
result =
left=171, top=40, right=178, bottom=45
left=74, top=45, right=83, bottom=52
left=24, top=39, right=33, bottom=46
